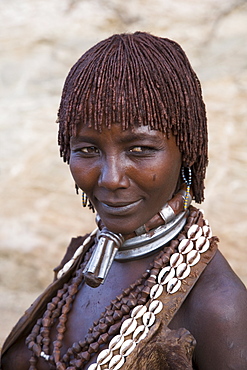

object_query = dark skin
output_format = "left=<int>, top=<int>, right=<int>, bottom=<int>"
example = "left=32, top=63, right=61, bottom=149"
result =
left=70, top=124, right=182, bottom=235
left=2, top=124, right=247, bottom=369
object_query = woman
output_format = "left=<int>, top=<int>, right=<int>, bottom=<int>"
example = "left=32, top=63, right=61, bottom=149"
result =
left=1, top=32, right=247, bottom=370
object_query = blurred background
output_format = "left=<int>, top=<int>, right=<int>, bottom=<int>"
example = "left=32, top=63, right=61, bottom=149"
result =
left=0, top=0, right=246, bottom=347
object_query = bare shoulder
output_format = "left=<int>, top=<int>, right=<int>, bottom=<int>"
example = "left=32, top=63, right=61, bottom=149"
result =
left=192, top=249, right=246, bottom=313
left=187, top=250, right=247, bottom=369
left=1, top=336, right=28, bottom=370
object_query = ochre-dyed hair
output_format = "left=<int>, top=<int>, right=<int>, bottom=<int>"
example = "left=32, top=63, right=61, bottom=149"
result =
left=57, top=31, right=208, bottom=203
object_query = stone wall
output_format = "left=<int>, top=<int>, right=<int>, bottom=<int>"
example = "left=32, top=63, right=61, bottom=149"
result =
left=0, top=0, right=246, bottom=346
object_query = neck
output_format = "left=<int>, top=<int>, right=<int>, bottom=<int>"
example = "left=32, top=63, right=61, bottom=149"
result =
left=83, top=186, right=191, bottom=287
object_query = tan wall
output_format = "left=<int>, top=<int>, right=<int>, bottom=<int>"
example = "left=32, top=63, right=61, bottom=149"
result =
left=0, top=0, right=246, bottom=346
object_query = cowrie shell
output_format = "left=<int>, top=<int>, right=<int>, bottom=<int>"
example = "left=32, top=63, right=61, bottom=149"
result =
left=87, top=363, right=100, bottom=370
left=199, top=208, right=204, bottom=216
left=142, top=311, right=155, bottom=327
left=167, top=277, right=181, bottom=294
left=109, top=354, right=125, bottom=370
left=157, top=266, right=175, bottom=285
left=187, top=224, right=202, bottom=240
left=178, top=239, right=194, bottom=254
left=97, top=348, right=112, bottom=365
left=150, top=284, right=163, bottom=299
left=170, top=253, right=183, bottom=268
left=186, top=249, right=200, bottom=266
left=133, top=325, right=149, bottom=343
left=196, top=236, right=210, bottom=253
left=120, top=339, right=136, bottom=357
left=176, top=263, right=191, bottom=279
left=202, top=225, right=212, bottom=238
left=120, top=318, right=137, bottom=336
left=149, top=300, right=163, bottom=315
left=109, top=334, right=124, bottom=351
left=131, top=305, right=147, bottom=319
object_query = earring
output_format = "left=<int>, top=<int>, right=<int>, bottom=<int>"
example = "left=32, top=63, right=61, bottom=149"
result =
left=82, top=191, right=88, bottom=207
left=181, top=167, right=192, bottom=210
left=82, top=191, right=95, bottom=212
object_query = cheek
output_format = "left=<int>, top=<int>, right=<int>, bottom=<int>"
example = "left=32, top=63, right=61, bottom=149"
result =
left=69, top=158, right=80, bottom=183
left=150, top=157, right=181, bottom=193
left=69, top=158, right=97, bottom=192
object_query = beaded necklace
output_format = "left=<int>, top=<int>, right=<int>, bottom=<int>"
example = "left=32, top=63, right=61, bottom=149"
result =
left=26, top=206, right=213, bottom=370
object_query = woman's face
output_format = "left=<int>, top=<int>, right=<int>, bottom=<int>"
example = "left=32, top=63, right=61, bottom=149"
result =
left=70, top=123, right=182, bottom=235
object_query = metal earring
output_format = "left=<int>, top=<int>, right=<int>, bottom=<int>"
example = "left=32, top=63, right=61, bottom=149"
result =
left=181, top=167, right=192, bottom=210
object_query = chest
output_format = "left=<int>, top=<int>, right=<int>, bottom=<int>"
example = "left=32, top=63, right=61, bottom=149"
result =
left=49, top=257, right=154, bottom=367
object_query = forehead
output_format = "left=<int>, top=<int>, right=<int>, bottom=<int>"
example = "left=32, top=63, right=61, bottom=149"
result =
left=73, top=121, right=162, bottom=138
left=71, top=122, right=179, bottom=150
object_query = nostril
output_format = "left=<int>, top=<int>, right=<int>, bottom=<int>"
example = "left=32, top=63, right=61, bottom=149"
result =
left=98, top=173, right=130, bottom=190
left=98, top=161, right=130, bottom=190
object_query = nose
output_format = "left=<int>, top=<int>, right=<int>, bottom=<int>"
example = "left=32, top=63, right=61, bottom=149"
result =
left=98, top=155, right=130, bottom=190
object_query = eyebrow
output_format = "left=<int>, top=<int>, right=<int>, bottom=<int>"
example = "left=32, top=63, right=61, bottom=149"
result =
left=71, top=131, right=161, bottom=145
left=119, top=132, right=159, bottom=142
left=70, top=135, right=97, bottom=144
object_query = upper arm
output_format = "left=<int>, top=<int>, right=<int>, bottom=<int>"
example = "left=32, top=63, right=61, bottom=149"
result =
left=1, top=338, right=31, bottom=370
left=191, top=253, right=247, bottom=369
left=194, top=287, right=247, bottom=369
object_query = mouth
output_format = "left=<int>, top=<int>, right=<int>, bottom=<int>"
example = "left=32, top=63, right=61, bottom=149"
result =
left=98, top=199, right=143, bottom=216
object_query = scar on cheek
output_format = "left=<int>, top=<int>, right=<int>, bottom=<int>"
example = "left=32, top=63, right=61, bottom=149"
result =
left=153, top=174, right=156, bottom=181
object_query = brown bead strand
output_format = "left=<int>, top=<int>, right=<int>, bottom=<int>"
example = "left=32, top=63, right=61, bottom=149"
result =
left=29, top=355, right=38, bottom=370
left=26, top=318, right=43, bottom=369
left=26, top=318, right=42, bottom=353
left=51, top=252, right=94, bottom=366
left=27, top=246, right=94, bottom=370
left=27, top=284, right=71, bottom=367
left=43, top=286, right=70, bottom=355
left=54, top=267, right=89, bottom=361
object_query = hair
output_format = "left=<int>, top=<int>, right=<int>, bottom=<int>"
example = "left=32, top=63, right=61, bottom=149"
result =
left=57, top=31, right=208, bottom=203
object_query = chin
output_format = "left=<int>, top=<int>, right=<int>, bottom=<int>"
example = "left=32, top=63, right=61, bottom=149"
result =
left=101, top=219, right=137, bottom=236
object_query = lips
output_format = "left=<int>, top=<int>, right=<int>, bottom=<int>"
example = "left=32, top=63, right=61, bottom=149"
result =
left=97, top=198, right=143, bottom=216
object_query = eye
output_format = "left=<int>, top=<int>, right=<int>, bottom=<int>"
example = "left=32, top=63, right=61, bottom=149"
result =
left=129, top=146, right=143, bottom=152
left=72, top=146, right=100, bottom=156
left=129, top=146, right=157, bottom=154
left=80, top=146, right=99, bottom=154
